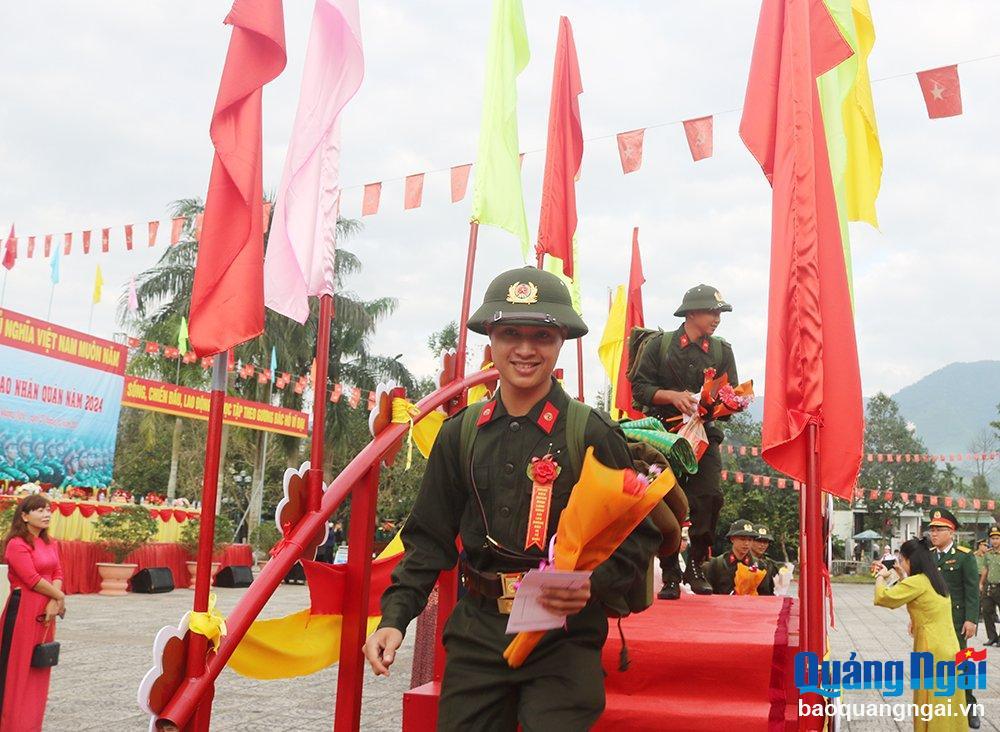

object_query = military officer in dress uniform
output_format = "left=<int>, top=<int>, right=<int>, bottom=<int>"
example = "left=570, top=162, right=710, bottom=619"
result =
left=630, top=284, right=738, bottom=596
left=364, top=267, right=661, bottom=731
left=702, top=519, right=774, bottom=596
left=928, top=509, right=981, bottom=729
left=979, top=526, right=1000, bottom=647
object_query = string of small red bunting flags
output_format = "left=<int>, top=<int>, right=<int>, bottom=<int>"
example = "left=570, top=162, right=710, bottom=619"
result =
left=3, top=57, right=994, bottom=270
left=725, top=444, right=999, bottom=463
left=721, top=469, right=996, bottom=511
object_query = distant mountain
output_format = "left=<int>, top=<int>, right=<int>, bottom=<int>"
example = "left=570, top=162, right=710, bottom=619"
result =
left=743, top=361, right=1000, bottom=460
left=892, top=360, right=1000, bottom=459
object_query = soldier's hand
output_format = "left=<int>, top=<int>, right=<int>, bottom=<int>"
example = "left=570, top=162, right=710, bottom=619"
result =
left=540, top=579, right=591, bottom=616
left=962, top=621, right=977, bottom=640
left=364, top=627, right=403, bottom=677
left=667, top=391, right=700, bottom=417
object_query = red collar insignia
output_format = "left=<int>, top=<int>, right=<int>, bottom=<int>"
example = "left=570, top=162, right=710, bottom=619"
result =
left=476, top=401, right=497, bottom=428
left=537, top=401, right=559, bottom=434
left=679, top=334, right=710, bottom=353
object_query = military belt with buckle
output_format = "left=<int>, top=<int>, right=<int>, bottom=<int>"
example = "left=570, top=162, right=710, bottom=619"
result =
left=460, top=561, right=525, bottom=615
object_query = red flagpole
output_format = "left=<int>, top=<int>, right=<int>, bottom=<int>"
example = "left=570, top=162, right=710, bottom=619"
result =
left=185, top=351, right=227, bottom=731
left=799, top=422, right=825, bottom=731
left=309, top=294, right=334, bottom=512
left=454, top=222, right=480, bottom=381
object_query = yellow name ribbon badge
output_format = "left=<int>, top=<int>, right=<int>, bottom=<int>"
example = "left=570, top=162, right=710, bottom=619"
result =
left=189, top=592, right=228, bottom=653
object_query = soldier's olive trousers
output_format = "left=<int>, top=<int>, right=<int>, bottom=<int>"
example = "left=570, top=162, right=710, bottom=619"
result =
left=982, top=585, right=1000, bottom=642
left=953, top=621, right=978, bottom=711
left=438, top=595, right=607, bottom=731
left=680, top=441, right=723, bottom=565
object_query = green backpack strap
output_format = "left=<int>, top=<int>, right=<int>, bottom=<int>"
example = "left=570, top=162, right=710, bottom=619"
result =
left=658, top=330, right=673, bottom=365
left=459, top=401, right=489, bottom=475
left=564, top=397, right=590, bottom=478
left=708, top=336, right=723, bottom=364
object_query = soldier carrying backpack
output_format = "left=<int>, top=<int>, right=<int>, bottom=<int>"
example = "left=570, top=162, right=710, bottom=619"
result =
left=628, top=284, right=739, bottom=599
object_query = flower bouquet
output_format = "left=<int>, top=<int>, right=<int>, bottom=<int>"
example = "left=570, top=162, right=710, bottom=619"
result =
left=734, top=563, right=766, bottom=596
left=65, top=486, right=89, bottom=500
left=501, top=447, right=675, bottom=669
left=673, top=368, right=754, bottom=460
left=145, top=492, right=165, bottom=506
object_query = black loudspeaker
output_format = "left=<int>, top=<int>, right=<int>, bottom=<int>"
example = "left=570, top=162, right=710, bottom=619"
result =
left=214, top=565, right=254, bottom=588
left=130, top=567, right=175, bottom=593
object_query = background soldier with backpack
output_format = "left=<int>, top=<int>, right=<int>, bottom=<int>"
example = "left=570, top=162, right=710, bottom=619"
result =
left=628, top=284, right=739, bottom=598
left=364, top=267, right=661, bottom=730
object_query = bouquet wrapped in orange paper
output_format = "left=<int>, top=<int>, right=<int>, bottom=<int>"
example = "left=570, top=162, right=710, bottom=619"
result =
left=672, top=368, right=754, bottom=460
left=734, top=562, right=767, bottom=596
left=501, top=447, right=675, bottom=669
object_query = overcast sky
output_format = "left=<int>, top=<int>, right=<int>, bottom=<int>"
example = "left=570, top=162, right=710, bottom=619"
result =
left=1, top=1, right=997, bottom=402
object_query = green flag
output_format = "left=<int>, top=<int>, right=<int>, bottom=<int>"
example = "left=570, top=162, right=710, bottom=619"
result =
left=178, top=316, right=189, bottom=356
left=542, top=236, right=581, bottom=315
left=470, top=0, right=531, bottom=257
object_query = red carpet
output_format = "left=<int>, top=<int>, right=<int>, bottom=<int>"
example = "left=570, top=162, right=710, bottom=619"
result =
left=596, top=594, right=798, bottom=731
left=403, top=594, right=798, bottom=731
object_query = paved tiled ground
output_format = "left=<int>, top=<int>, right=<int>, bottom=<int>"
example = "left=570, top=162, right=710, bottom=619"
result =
left=36, top=582, right=1000, bottom=730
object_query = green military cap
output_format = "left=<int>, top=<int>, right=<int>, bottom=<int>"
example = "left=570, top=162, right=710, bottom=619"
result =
left=674, top=284, right=733, bottom=317
left=468, top=266, right=588, bottom=339
left=726, top=518, right=758, bottom=539
left=752, top=523, right=774, bottom=541
left=928, top=508, right=959, bottom=531
left=990, top=526, right=1000, bottom=538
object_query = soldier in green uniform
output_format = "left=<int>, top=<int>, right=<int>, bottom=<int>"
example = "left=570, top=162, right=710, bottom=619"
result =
left=928, top=508, right=981, bottom=729
left=630, top=284, right=738, bottom=596
left=0, top=438, right=30, bottom=482
left=702, top=519, right=774, bottom=596
left=750, top=523, right=778, bottom=581
left=364, top=267, right=661, bottom=731
left=979, top=527, right=1000, bottom=647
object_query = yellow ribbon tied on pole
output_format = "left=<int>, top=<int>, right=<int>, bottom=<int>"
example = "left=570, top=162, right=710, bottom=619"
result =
left=189, top=592, right=228, bottom=652
left=391, top=397, right=422, bottom=470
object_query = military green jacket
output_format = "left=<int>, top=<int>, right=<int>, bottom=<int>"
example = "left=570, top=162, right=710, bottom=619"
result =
left=379, top=379, right=662, bottom=635
left=934, top=543, right=980, bottom=627
left=629, top=325, right=738, bottom=442
left=981, top=549, right=1000, bottom=585
left=702, top=551, right=774, bottom=596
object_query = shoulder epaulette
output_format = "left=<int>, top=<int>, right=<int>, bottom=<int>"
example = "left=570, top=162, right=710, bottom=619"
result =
left=958, top=545, right=971, bottom=553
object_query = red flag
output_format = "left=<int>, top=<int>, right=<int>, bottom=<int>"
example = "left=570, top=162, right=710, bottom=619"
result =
left=614, top=228, right=645, bottom=418
left=125, top=224, right=134, bottom=251
left=404, top=174, right=424, bottom=210
left=990, top=501, right=996, bottom=511
left=367, top=390, right=376, bottom=410
left=616, top=129, right=644, bottom=174
left=683, top=116, right=713, bottom=161
left=127, top=337, right=141, bottom=348
left=170, top=217, right=185, bottom=245
left=188, top=0, right=287, bottom=356
left=361, top=183, right=381, bottom=216
left=955, top=647, right=987, bottom=665
left=83, top=230, right=92, bottom=254
left=916, top=65, right=962, bottom=119
left=450, top=164, right=472, bottom=203
left=535, top=16, right=583, bottom=278
left=63, top=233, right=72, bottom=255
left=101, top=227, right=110, bottom=253
left=145, top=342, right=161, bottom=355
left=330, top=382, right=343, bottom=403
left=44, top=235, right=52, bottom=257
left=2, top=225, right=16, bottom=270
left=148, top=221, right=159, bottom=247
left=739, top=0, right=861, bottom=500
left=164, top=347, right=180, bottom=359
left=26, top=236, right=35, bottom=258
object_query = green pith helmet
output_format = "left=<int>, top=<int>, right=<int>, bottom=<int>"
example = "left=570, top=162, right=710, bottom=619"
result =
left=726, top=518, right=758, bottom=539
left=674, top=284, right=733, bottom=317
left=752, top=524, right=774, bottom=542
left=468, top=266, right=588, bottom=339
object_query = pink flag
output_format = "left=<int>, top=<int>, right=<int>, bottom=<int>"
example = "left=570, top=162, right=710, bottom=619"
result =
left=44, top=235, right=52, bottom=257
left=170, top=217, right=184, bottom=245
left=683, top=116, right=713, bottom=161
left=916, top=65, right=962, bottom=119
left=616, top=129, right=644, bottom=174
left=362, top=182, right=381, bottom=216
left=128, top=277, right=140, bottom=313
left=83, top=230, right=92, bottom=254
left=451, top=164, right=472, bottom=203
left=125, top=224, right=134, bottom=251
left=101, top=227, right=110, bottom=252
left=263, top=0, right=364, bottom=324
left=63, top=233, right=72, bottom=255
left=193, top=213, right=204, bottom=242
left=26, top=236, right=35, bottom=258
left=404, top=173, right=424, bottom=210
left=2, top=226, right=15, bottom=270
left=148, top=221, right=159, bottom=247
